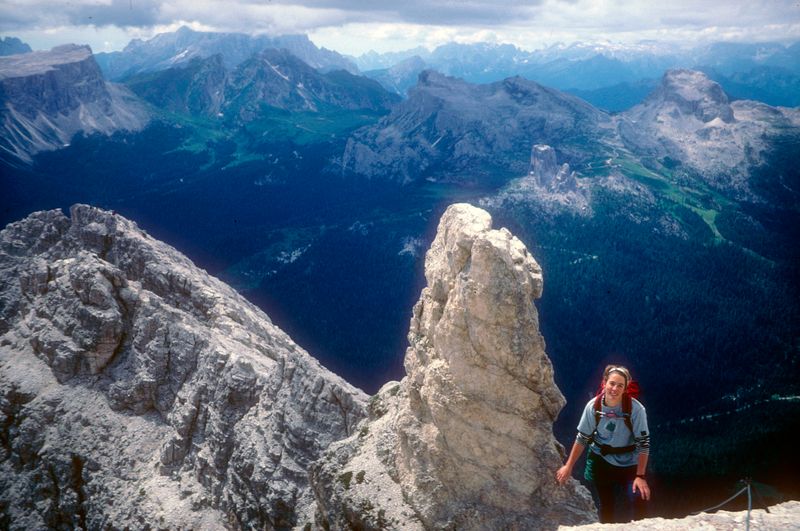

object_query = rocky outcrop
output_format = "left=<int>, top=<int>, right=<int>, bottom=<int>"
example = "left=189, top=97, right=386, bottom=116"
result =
left=0, top=205, right=367, bottom=529
left=653, top=69, right=735, bottom=124
left=0, top=45, right=149, bottom=164
left=529, top=144, right=577, bottom=192
left=311, top=203, right=596, bottom=529
left=560, top=500, right=800, bottom=530
left=480, top=144, right=589, bottom=216
left=5, top=202, right=798, bottom=529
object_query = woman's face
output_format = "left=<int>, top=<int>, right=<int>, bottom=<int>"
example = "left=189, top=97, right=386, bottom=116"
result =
left=604, top=372, right=627, bottom=404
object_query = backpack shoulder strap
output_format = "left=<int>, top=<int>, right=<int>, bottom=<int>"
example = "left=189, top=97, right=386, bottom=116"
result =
left=593, top=393, right=603, bottom=429
left=622, top=393, right=634, bottom=433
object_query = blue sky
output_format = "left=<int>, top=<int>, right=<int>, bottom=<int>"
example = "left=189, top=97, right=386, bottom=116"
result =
left=2, top=0, right=799, bottom=55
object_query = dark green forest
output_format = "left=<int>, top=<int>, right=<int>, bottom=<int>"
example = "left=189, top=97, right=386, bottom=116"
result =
left=2, top=109, right=798, bottom=518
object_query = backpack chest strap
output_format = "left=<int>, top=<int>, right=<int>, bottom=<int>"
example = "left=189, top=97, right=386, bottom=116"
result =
left=595, top=443, right=636, bottom=456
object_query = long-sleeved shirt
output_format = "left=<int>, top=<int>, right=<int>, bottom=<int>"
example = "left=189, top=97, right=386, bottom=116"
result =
left=576, top=395, right=650, bottom=468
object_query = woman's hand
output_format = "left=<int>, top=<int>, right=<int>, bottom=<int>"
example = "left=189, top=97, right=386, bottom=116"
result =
left=555, top=464, right=572, bottom=485
left=632, top=477, right=651, bottom=500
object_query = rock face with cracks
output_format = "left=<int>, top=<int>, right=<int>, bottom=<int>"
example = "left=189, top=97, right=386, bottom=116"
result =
left=311, top=203, right=596, bottom=529
left=0, top=204, right=367, bottom=530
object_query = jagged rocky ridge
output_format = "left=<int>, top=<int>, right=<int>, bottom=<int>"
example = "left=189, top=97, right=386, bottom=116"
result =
left=2, top=204, right=799, bottom=529
left=0, top=45, right=149, bottom=164
left=0, top=204, right=367, bottom=529
left=125, top=49, right=400, bottom=120
left=482, top=144, right=590, bottom=216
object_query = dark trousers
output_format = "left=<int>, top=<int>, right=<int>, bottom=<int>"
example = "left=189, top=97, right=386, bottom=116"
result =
left=585, top=452, right=647, bottom=523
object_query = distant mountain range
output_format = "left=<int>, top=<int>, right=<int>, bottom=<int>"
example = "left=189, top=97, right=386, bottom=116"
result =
left=94, top=26, right=358, bottom=81
left=356, top=40, right=800, bottom=110
left=0, top=36, right=31, bottom=56
left=5, top=30, right=798, bottom=111
left=344, top=67, right=799, bottom=203
left=125, top=49, right=398, bottom=120
left=0, top=42, right=397, bottom=164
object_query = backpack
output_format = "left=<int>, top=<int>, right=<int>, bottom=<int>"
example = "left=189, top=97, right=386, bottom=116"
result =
left=593, top=390, right=634, bottom=433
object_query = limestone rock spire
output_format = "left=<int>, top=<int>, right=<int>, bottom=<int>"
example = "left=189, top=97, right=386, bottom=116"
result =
left=312, top=203, right=596, bottom=529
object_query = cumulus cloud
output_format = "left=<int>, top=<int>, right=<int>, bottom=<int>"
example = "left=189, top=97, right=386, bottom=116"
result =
left=1, top=0, right=798, bottom=54
left=157, top=0, right=353, bottom=34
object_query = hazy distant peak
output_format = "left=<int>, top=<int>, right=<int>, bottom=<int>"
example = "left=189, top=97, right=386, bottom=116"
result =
left=0, top=36, right=32, bottom=56
left=256, top=46, right=307, bottom=64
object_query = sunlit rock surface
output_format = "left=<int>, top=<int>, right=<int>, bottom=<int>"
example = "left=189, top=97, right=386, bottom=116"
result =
left=0, top=204, right=367, bottom=529
left=559, top=500, right=800, bottom=530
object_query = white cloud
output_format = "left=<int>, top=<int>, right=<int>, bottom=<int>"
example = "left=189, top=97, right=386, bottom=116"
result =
left=2, top=0, right=799, bottom=54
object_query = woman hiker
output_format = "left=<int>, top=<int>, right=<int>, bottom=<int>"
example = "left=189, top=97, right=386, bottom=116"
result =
left=555, top=365, right=651, bottom=523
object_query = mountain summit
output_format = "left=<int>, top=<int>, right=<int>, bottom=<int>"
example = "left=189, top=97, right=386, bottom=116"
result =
left=619, top=69, right=800, bottom=197
left=650, top=69, right=735, bottom=123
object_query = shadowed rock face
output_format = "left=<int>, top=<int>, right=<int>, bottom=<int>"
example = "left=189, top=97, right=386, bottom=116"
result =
left=311, top=203, right=596, bottom=530
left=0, top=204, right=367, bottom=529
left=0, top=45, right=149, bottom=163
left=227, top=48, right=400, bottom=119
